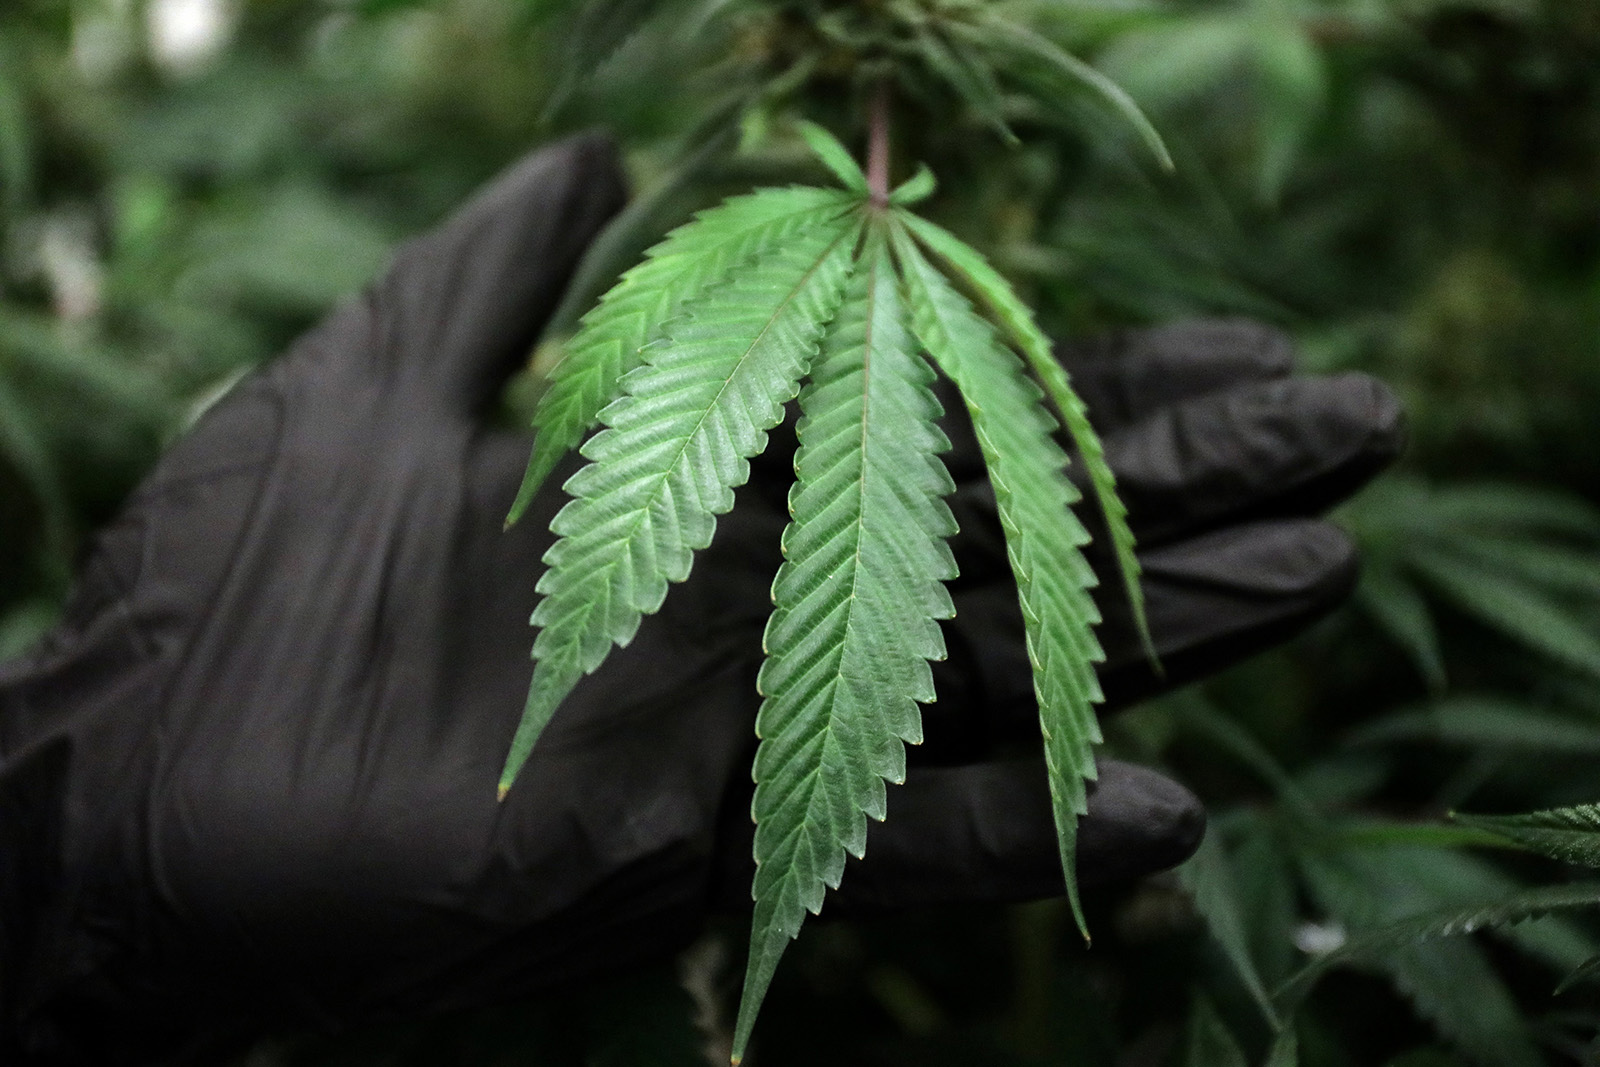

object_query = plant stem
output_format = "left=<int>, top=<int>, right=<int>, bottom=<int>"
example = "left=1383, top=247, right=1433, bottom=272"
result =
left=867, top=80, right=890, bottom=206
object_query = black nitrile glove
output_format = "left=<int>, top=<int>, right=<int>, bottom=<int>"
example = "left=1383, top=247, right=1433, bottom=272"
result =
left=0, top=133, right=1403, bottom=1064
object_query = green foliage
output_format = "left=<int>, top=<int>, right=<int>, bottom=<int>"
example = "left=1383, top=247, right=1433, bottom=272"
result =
left=899, top=212, right=1153, bottom=666
left=1280, top=881, right=1600, bottom=1008
left=504, top=203, right=859, bottom=793
left=509, top=186, right=857, bottom=524
left=737, top=235, right=956, bottom=1058
left=893, top=224, right=1105, bottom=934
left=1179, top=831, right=1280, bottom=1028
left=1184, top=995, right=1249, bottom=1067
left=511, top=137, right=1130, bottom=1050
left=1453, top=806, right=1600, bottom=871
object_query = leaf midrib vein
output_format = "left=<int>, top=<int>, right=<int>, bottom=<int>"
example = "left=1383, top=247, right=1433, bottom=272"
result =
left=543, top=225, right=852, bottom=664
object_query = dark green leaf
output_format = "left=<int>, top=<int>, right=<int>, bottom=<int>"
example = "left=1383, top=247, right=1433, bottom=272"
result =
left=1412, top=546, right=1600, bottom=682
left=1556, top=952, right=1600, bottom=995
left=957, top=17, right=1173, bottom=171
left=910, top=25, right=1018, bottom=145
left=1349, top=697, right=1600, bottom=755
left=1357, top=567, right=1447, bottom=693
left=1180, top=832, right=1281, bottom=1027
left=1184, top=996, right=1247, bottom=1067
left=1453, top=805, right=1600, bottom=870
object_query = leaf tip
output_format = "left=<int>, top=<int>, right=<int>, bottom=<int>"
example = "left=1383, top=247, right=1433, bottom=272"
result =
left=497, top=784, right=511, bottom=803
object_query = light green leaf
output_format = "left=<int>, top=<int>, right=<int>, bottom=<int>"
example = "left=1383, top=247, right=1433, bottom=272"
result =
left=500, top=211, right=860, bottom=796
left=733, top=235, right=958, bottom=1063
left=893, top=222, right=1104, bottom=937
left=796, top=120, right=868, bottom=194
left=889, top=165, right=936, bottom=206
left=1453, top=805, right=1600, bottom=871
left=510, top=186, right=857, bottom=525
left=897, top=210, right=1155, bottom=669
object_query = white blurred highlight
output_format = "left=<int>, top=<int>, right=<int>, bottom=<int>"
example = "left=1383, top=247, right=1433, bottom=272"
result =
left=146, top=0, right=235, bottom=75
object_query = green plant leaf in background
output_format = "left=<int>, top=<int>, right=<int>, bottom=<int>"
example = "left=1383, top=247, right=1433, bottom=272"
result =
left=1281, top=881, right=1600, bottom=1007
left=954, top=15, right=1173, bottom=172
left=1183, top=996, right=1248, bottom=1067
left=1180, top=831, right=1281, bottom=1028
left=1350, top=696, right=1600, bottom=755
left=1453, top=804, right=1600, bottom=870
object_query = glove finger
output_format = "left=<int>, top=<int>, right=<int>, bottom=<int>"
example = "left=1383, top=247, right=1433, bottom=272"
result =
left=367, top=131, right=627, bottom=416
left=1060, top=318, right=1295, bottom=434
left=708, top=758, right=1202, bottom=914
left=1097, top=371, right=1403, bottom=546
left=943, top=518, right=1358, bottom=730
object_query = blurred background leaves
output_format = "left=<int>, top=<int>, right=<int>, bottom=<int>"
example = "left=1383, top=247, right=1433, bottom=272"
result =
left=3, top=0, right=1600, bottom=1064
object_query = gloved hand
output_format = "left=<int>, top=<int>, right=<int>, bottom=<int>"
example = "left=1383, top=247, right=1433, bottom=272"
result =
left=0, top=132, right=1403, bottom=1064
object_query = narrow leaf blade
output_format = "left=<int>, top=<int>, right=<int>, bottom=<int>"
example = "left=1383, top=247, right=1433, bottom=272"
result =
left=900, top=210, right=1156, bottom=669
left=1180, top=832, right=1281, bottom=1027
left=959, top=18, right=1173, bottom=171
left=796, top=120, right=868, bottom=194
left=1453, top=805, right=1600, bottom=871
left=734, top=235, right=958, bottom=1061
left=894, top=222, right=1104, bottom=937
left=501, top=211, right=860, bottom=795
left=889, top=164, right=937, bottom=206
left=509, top=186, right=856, bottom=525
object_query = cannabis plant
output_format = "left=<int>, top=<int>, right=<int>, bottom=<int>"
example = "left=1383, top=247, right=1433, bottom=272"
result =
left=494, top=3, right=1171, bottom=1057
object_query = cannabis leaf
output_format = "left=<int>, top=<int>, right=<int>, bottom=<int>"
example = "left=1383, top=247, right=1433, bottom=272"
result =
left=893, top=224, right=1106, bottom=934
left=734, top=233, right=958, bottom=1058
left=504, top=125, right=1143, bottom=1059
left=500, top=206, right=860, bottom=794
left=1278, top=881, right=1600, bottom=1008
left=508, top=186, right=858, bottom=525
left=1453, top=804, right=1600, bottom=870
left=899, top=212, right=1154, bottom=664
